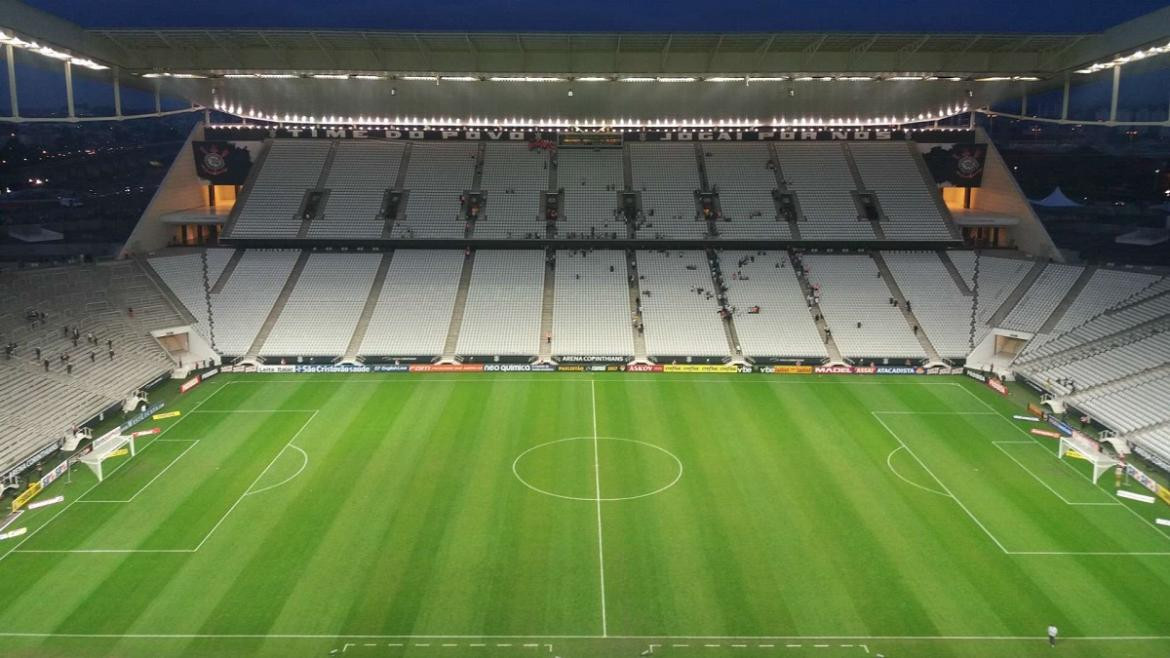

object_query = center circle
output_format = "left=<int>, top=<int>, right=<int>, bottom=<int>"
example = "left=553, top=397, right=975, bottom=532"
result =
left=512, top=437, right=684, bottom=502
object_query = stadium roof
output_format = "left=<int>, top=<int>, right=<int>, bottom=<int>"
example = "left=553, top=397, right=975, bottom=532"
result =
left=3, top=0, right=1169, bottom=79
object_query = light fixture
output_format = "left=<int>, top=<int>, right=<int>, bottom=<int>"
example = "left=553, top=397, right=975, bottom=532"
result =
left=0, top=29, right=108, bottom=70
left=888, top=76, right=924, bottom=81
left=747, top=76, right=787, bottom=82
left=619, top=77, right=655, bottom=82
left=439, top=76, right=478, bottom=82
left=1075, top=40, right=1170, bottom=74
left=656, top=77, right=697, bottom=82
left=489, top=76, right=565, bottom=82
left=312, top=74, right=350, bottom=80
left=575, top=76, right=609, bottom=82
left=706, top=76, right=746, bottom=82
left=354, top=74, right=386, bottom=80
left=401, top=75, right=438, bottom=81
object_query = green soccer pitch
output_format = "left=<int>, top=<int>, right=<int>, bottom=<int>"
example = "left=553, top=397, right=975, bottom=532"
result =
left=2, top=373, right=1169, bottom=658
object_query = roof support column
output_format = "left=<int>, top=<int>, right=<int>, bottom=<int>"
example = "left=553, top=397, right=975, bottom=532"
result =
left=1109, top=65, right=1120, bottom=123
left=5, top=44, right=18, bottom=119
left=113, top=67, right=122, bottom=118
left=1060, top=73, right=1069, bottom=121
left=64, top=60, right=75, bottom=119
left=1020, top=82, right=1028, bottom=116
left=154, top=79, right=161, bottom=115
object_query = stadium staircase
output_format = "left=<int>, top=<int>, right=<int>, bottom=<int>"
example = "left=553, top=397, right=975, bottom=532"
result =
left=871, top=252, right=943, bottom=363
left=297, top=140, right=340, bottom=238
left=987, top=259, right=1047, bottom=328
left=342, top=251, right=394, bottom=361
left=841, top=143, right=886, bottom=240
left=538, top=253, right=556, bottom=361
left=706, top=249, right=743, bottom=360
left=220, top=139, right=271, bottom=239
left=244, top=250, right=311, bottom=359
left=767, top=143, right=802, bottom=240
left=626, top=250, right=649, bottom=361
left=1038, top=265, right=1098, bottom=334
left=440, top=250, right=476, bottom=362
left=211, top=248, right=245, bottom=293
left=790, top=251, right=844, bottom=363
left=382, top=145, right=413, bottom=239
left=938, top=250, right=974, bottom=295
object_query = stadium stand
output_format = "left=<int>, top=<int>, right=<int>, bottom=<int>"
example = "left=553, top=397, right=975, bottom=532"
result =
left=1001, top=263, right=1084, bottom=333
left=311, top=141, right=405, bottom=239
left=551, top=250, right=636, bottom=358
left=199, top=250, right=301, bottom=355
left=455, top=250, right=545, bottom=356
left=393, top=142, right=479, bottom=239
left=850, top=143, right=956, bottom=241
left=475, top=144, right=548, bottom=240
left=630, top=144, right=706, bottom=239
left=230, top=140, right=331, bottom=238
left=359, top=250, right=465, bottom=358
left=260, top=252, right=382, bottom=357
left=557, top=148, right=626, bottom=239
left=719, top=250, right=826, bottom=358
left=775, top=144, right=873, bottom=240
left=881, top=250, right=973, bottom=358
left=635, top=250, right=729, bottom=357
left=149, top=249, right=236, bottom=342
left=802, top=254, right=925, bottom=359
left=1026, top=269, right=1163, bottom=348
left=702, top=144, right=790, bottom=240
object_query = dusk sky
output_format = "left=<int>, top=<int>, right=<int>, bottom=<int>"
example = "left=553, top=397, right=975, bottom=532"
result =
left=24, top=0, right=1170, bottom=33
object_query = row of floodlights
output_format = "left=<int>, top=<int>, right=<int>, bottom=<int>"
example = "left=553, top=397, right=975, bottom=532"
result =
left=0, top=29, right=107, bottom=70
left=1075, top=40, right=1170, bottom=74
left=146, top=72, right=1042, bottom=83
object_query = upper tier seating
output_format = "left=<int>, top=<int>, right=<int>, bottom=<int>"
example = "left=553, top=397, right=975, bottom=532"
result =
left=1001, top=264, right=1083, bottom=333
left=630, top=144, right=706, bottom=240
left=881, top=250, right=973, bottom=358
left=551, top=250, right=635, bottom=358
left=702, top=144, right=790, bottom=240
left=557, top=148, right=626, bottom=239
left=310, top=141, right=405, bottom=239
left=850, top=143, right=955, bottom=241
left=231, top=140, right=331, bottom=238
left=475, top=144, right=548, bottom=240
left=777, top=144, right=874, bottom=240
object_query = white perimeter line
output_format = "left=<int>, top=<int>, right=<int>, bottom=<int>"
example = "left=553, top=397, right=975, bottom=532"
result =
left=953, top=383, right=1170, bottom=546
left=871, top=411, right=1011, bottom=554
left=0, top=383, right=230, bottom=564
left=191, top=410, right=319, bottom=552
left=0, top=633, right=1167, bottom=641
left=590, top=379, right=608, bottom=638
left=78, top=440, right=200, bottom=504
left=991, top=441, right=1119, bottom=507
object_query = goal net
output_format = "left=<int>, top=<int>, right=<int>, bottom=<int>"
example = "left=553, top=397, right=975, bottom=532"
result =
left=1058, top=430, right=1118, bottom=484
left=79, top=431, right=138, bottom=482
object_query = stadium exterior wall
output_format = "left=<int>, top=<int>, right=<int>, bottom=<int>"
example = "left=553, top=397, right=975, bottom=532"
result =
left=121, top=121, right=208, bottom=257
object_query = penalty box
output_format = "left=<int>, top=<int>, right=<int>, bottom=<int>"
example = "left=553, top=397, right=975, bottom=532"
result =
left=13, top=408, right=316, bottom=555
left=874, top=410, right=1170, bottom=556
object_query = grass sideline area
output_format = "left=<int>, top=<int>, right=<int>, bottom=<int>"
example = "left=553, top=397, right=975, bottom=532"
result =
left=1, top=372, right=1168, bottom=658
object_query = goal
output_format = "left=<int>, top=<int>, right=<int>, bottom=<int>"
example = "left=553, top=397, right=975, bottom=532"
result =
left=78, top=430, right=139, bottom=482
left=1057, top=430, right=1118, bottom=484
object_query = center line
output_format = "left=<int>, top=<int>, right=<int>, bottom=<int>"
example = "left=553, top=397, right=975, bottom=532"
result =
left=591, top=379, right=608, bottom=637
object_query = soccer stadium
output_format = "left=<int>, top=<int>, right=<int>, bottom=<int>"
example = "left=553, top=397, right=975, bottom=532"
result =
left=2, top=1, right=1170, bottom=656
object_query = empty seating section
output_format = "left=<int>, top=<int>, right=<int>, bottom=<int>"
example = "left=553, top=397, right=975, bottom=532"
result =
left=394, top=143, right=477, bottom=239
left=1029, top=331, right=1170, bottom=396
left=209, top=250, right=300, bottom=355
left=1076, top=373, right=1170, bottom=434
left=359, top=250, right=465, bottom=357
left=1034, top=270, right=1162, bottom=343
left=803, top=254, right=925, bottom=359
left=148, top=249, right=235, bottom=340
left=1001, top=264, right=1082, bottom=332
left=231, top=140, right=331, bottom=238
left=630, top=144, right=705, bottom=239
left=850, top=143, right=955, bottom=241
left=636, top=250, right=728, bottom=357
left=776, top=144, right=873, bottom=240
left=946, top=252, right=1033, bottom=329
left=560, top=157, right=624, bottom=237
left=720, top=250, right=826, bottom=358
left=310, top=141, right=404, bottom=239
left=551, top=250, right=635, bottom=357
left=260, top=253, right=381, bottom=356
left=456, top=250, right=545, bottom=356
left=557, top=149, right=625, bottom=238
left=0, top=263, right=177, bottom=474
left=882, top=251, right=973, bottom=357
left=702, top=144, right=790, bottom=240
left=1019, top=290, right=1170, bottom=362
left=476, top=144, right=547, bottom=239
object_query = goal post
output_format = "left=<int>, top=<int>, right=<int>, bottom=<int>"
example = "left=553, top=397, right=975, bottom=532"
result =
left=79, top=431, right=138, bottom=482
left=1057, top=431, right=1118, bottom=484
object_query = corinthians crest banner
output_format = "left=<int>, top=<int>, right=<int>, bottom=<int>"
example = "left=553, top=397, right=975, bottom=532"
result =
left=919, top=143, right=988, bottom=188
left=192, top=141, right=258, bottom=185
